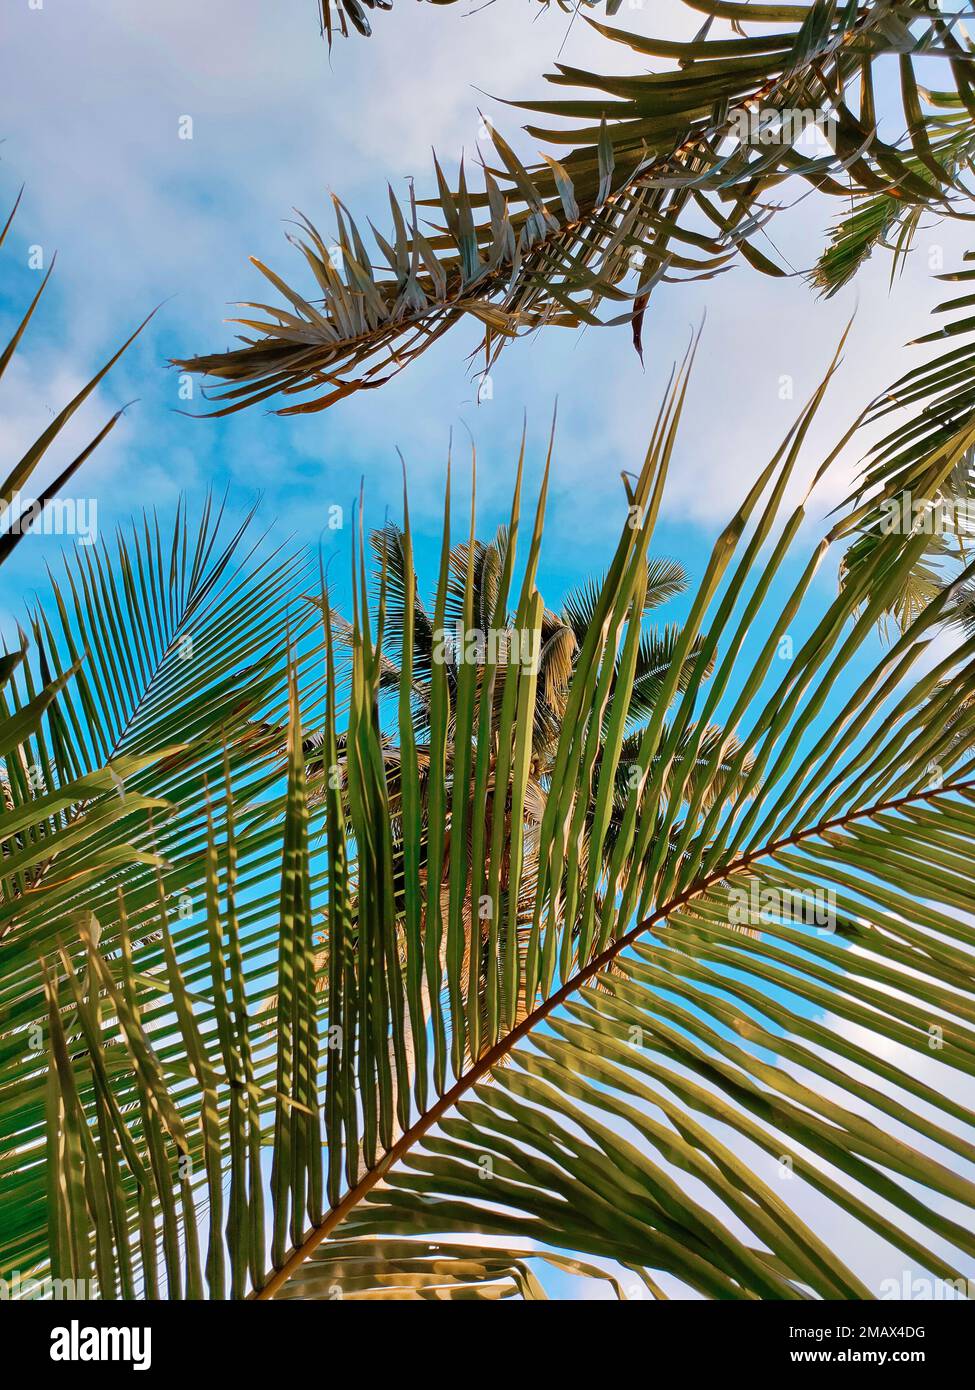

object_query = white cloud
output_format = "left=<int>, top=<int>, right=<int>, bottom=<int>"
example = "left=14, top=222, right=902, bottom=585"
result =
left=1, top=1, right=971, bottom=609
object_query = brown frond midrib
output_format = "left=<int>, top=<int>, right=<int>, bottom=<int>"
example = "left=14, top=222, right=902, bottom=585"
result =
left=253, top=770, right=975, bottom=1299
left=186, top=4, right=885, bottom=407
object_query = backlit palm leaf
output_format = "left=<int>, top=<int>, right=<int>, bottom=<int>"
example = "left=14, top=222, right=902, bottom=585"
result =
left=36, top=336, right=975, bottom=1299
left=0, top=190, right=204, bottom=1277
left=841, top=242, right=975, bottom=631
left=178, top=1, right=975, bottom=415
left=811, top=90, right=975, bottom=298
left=0, top=497, right=322, bottom=1278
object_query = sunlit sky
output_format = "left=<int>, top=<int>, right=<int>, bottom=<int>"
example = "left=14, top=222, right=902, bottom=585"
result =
left=4, top=0, right=975, bottom=1299
left=2, top=0, right=971, bottom=633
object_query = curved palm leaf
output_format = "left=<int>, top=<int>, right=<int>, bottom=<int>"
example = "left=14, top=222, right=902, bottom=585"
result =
left=811, top=89, right=975, bottom=298
left=0, top=189, right=199, bottom=1277
left=0, top=498, right=322, bottom=1278
left=34, top=335, right=975, bottom=1300
left=177, top=1, right=975, bottom=416
left=0, top=190, right=155, bottom=557
left=840, top=241, right=975, bottom=631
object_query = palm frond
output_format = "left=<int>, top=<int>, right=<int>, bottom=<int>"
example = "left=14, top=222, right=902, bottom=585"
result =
left=0, top=498, right=321, bottom=1277
left=811, top=92, right=975, bottom=298
left=34, top=334, right=975, bottom=1300
left=177, top=1, right=974, bottom=416
left=840, top=242, right=975, bottom=631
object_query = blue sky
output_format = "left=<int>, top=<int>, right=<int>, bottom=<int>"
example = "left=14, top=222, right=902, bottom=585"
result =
left=5, top=0, right=975, bottom=1299
left=2, top=0, right=973, bottom=640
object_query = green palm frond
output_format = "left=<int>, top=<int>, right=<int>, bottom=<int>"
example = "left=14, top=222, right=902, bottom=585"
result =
left=840, top=242, right=975, bottom=631
left=562, top=556, right=688, bottom=637
left=33, top=334, right=975, bottom=1300
left=0, top=188, right=153, bottom=559
left=0, top=496, right=322, bottom=1277
left=622, top=622, right=706, bottom=727
left=811, top=91, right=975, bottom=298
left=0, top=189, right=196, bottom=1276
left=177, top=1, right=975, bottom=416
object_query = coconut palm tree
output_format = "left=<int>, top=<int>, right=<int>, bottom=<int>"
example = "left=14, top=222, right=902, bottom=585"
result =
left=7, top=4, right=975, bottom=1307
left=302, top=519, right=750, bottom=1063
left=23, top=337, right=975, bottom=1300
